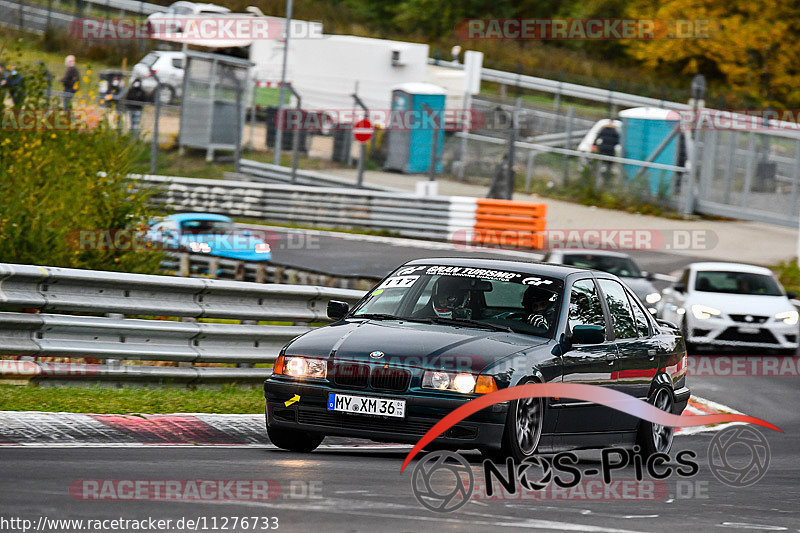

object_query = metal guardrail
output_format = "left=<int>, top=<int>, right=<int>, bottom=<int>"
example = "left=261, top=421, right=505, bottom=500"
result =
left=166, top=253, right=381, bottom=290
left=234, top=160, right=396, bottom=192
left=0, top=263, right=363, bottom=322
left=0, top=263, right=366, bottom=383
left=136, top=174, right=472, bottom=241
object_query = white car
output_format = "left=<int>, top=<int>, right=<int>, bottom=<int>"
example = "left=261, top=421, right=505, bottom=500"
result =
left=146, top=1, right=231, bottom=29
left=658, top=262, right=798, bottom=353
left=130, top=51, right=186, bottom=104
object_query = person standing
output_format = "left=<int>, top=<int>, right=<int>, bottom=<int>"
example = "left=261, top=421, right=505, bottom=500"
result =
left=124, top=78, right=147, bottom=137
left=60, top=55, right=80, bottom=109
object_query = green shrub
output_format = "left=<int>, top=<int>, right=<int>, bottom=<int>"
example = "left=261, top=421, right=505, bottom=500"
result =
left=0, top=57, right=163, bottom=273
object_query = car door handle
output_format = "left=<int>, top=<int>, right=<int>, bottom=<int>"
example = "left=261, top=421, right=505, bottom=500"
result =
left=647, top=349, right=657, bottom=360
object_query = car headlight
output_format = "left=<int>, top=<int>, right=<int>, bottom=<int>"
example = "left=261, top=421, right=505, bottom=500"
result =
left=691, top=304, right=722, bottom=320
left=422, top=371, right=496, bottom=394
left=775, top=310, right=799, bottom=325
left=189, top=241, right=211, bottom=253
left=272, top=355, right=326, bottom=379
left=645, top=292, right=662, bottom=304
left=452, top=373, right=477, bottom=394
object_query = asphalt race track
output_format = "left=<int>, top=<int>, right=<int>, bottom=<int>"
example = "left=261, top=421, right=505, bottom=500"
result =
left=243, top=224, right=714, bottom=282
left=0, top=372, right=797, bottom=532
left=2, top=227, right=796, bottom=532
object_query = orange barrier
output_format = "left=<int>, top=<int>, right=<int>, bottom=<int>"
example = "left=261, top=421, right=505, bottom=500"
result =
left=472, top=198, right=547, bottom=249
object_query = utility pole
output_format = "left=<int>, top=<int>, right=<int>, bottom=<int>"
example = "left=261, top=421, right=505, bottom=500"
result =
left=272, top=0, right=293, bottom=165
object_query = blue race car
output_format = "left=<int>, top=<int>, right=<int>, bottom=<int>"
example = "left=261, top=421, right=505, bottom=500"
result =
left=146, top=213, right=272, bottom=262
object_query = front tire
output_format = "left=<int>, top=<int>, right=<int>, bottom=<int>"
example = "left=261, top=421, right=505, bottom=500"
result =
left=494, top=379, right=544, bottom=462
left=267, top=425, right=324, bottom=453
left=637, top=386, right=675, bottom=457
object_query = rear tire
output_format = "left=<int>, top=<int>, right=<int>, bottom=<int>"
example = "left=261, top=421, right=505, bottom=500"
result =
left=267, top=425, right=324, bottom=453
left=636, top=386, right=674, bottom=457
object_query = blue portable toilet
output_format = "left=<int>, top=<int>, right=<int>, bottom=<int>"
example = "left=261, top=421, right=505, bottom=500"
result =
left=383, top=82, right=447, bottom=174
left=620, top=107, right=686, bottom=195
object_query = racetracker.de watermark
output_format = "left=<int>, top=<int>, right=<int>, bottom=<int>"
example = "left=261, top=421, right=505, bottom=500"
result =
left=451, top=229, right=718, bottom=252
left=1, top=109, right=106, bottom=131
left=68, top=17, right=322, bottom=41
left=455, top=18, right=715, bottom=40
left=273, top=109, right=487, bottom=131
left=669, top=109, right=800, bottom=132
left=69, top=479, right=322, bottom=501
left=687, top=356, right=800, bottom=377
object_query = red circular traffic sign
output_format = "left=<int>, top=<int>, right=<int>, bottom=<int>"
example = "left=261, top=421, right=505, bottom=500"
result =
left=353, top=119, right=373, bottom=143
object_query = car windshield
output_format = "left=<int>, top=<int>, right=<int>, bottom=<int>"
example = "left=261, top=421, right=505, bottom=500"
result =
left=180, top=219, right=234, bottom=234
left=350, top=265, right=564, bottom=338
left=694, top=271, right=783, bottom=296
left=561, top=254, right=642, bottom=278
left=139, top=53, right=159, bottom=67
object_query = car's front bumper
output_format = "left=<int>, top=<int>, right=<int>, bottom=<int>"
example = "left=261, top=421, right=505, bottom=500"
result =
left=686, top=316, right=798, bottom=350
left=264, top=378, right=507, bottom=450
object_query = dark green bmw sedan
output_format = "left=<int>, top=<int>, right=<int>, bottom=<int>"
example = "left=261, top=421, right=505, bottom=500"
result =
left=264, top=258, right=689, bottom=461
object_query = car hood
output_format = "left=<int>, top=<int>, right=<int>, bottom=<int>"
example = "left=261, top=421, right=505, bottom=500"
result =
left=620, top=276, right=657, bottom=300
left=284, top=319, right=549, bottom=373
left=687, top=292, right=794, bottom=316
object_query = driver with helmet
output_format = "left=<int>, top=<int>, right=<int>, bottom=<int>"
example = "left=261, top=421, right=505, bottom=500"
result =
left=419, top=276, right=475, bottom=319
left=520, top=285, right=558, bottom=329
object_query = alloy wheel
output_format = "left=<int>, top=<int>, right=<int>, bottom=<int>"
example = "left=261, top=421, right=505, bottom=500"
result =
left=651, top=388, right=675, bottom=453
left=515, top=396, right=544, bottom=455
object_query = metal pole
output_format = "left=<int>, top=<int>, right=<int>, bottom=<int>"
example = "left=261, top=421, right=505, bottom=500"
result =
left=682, top=101, right=700, bottom=216
left=149, top=67, right=161, bottom=174
left=233, top=81, right=243, bottom=173
left=562, top=106, right=574, bottom=187
left=524, top=150, right=536, bottom=193
left=287, top=83, right=302, bottom=183
left=506, top=98, right=521, bottom=198
left=351, top=91, right=368, bottom=188
left=456, top=89, right=472, bottom=181
left=429, top=108, right=439, bottom=182
left=247, top=81, right=256, bottom=150
left=272, top=0, right=293, bottom=165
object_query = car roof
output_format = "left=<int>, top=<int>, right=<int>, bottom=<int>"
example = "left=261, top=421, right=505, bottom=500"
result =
left=689, top=262, right=773, bottom=275
left=548, top=248, right=633, bottom=259
left=165, top=213, right=232, bottom=223
left=403, top=257, right=592, bottom=280
left=151, top=51, right=185, bottom=57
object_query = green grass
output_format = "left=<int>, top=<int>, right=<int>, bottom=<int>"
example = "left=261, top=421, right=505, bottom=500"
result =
left=0, top=384, right=264, bottom=414
left=772, top=260, right=800, bottom=296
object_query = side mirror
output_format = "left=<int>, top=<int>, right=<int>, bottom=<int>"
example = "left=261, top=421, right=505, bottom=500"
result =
left=327, top=300, right=349, bottom=321
left=786, top=291, right=797, bottom=300
left=571, top=324, right=606, bottom=345
left=673, top=283, right=686, bottom=293
left=642, top=271, right=655, bottom=281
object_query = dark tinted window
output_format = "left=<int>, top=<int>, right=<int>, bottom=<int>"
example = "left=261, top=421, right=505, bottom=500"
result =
left=568, top=279, right=606, bottom=332
left=627, top=289, right=651, bottom=337
left=598, top=279, right=637, bottom=340
left=561, top=254, right=642, bottom=278
left=694, top=271, right=782, bottom=296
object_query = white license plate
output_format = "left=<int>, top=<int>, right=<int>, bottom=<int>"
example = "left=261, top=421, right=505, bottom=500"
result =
left=738, top=326, right=760, bottom=334
left=327, top=393, right=406, bottom=418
